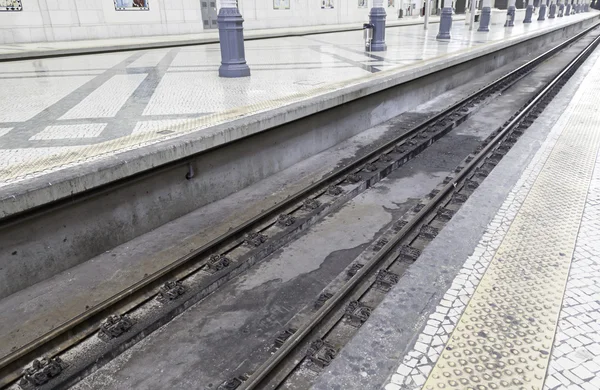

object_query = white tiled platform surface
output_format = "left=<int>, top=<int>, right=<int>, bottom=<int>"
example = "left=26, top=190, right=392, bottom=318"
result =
left=0, top=13, right=596, bottom=208
left=0, top=17, right=449, bottom=61
left=384, top=41, right=600, bottom=390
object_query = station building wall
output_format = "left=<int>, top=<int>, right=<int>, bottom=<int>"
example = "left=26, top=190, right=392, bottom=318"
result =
left=0, top=0, right=425, bottom=44
left=0, top=0, right=204, bottom=44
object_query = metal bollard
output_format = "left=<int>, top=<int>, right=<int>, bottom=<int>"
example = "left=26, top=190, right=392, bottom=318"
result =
left=363, top=23, right=374, bottom=51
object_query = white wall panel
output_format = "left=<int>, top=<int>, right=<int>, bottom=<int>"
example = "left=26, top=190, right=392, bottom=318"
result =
left=0, top=0, right=408, bottom=44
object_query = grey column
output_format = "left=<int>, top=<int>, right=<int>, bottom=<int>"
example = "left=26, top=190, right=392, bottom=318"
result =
left=217, top=0, right=250, bottom=78
left=424, top=0, right=431, bottom=29
left=538, top=0, right=547, bottom=18
left=505, top=0, right=516, bottom=25
left=524, top=0, right=534, bottom=21
left=585, top=0, right=590, bottom=10
left=437, top=0, right=453, bottom=40
left=369, top=0, right=387, bottom=51
left=549, top=0, right=557, bottom=16
left=479, top=0, right=493, bottom=30
left=558, top=0, right=564, bottom=16
left=566, top=0, right=571, bottom=13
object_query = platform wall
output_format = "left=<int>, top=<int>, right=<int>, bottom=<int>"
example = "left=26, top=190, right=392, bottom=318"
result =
left=0, top=0, right=425, bottom=44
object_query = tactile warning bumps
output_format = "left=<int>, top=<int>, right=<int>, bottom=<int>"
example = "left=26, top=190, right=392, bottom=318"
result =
left=424, top=65, right=600, bottom=390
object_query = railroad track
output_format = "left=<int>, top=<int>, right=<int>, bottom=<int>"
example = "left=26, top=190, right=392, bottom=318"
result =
left=236, top=25, right=600, bottom=390
left=2, top=23, right=599, bottom=390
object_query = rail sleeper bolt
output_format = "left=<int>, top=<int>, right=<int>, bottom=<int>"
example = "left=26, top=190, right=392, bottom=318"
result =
left=514, top=125, right=527, bottom=135
left=99, top=314, right=134, bottom=340
left=475, top=168, right=489, bottom=179
left=245, top=232, right=267, bottom=247
left=327, top=185, right=343, bottom=196
left=207, top=254, right=231, bottom=272
left=375, top=269, right=400, bottom=292
left=399, top=245, right=421, bottom=261
left=437, top=207, right=456, bottom=222
left=420, top=225, right=440, bottom=240
left=303, top=198, right=321, bottom=210
left=489, top=152, right=504, bottom=164
left=506, top=135, right=519, bottom=144
left=393, top=220, right=408, bottom=231
left=277, top=213, right=296, bottom=227
left=452, top=193, right=468, bottom=204
left=364, top=163, right=378, bottom=172
left=218, top=376, right=246, bottom=390
left=394, top=144, right=407, bottom=154
left=158, top=281, right=186, bottom=301
left=346, top=263, right=364, bottom=278
left=379, top=153, right=393, bottom=162
left=314, top=292, right=334, bottom=309
left=20, top=357, right=67, bottom=388
left=345, top=173, right=362, bottom=184
left=273, top=328, right=297, bottom=348
left=306, top=339, right=337, bottom=368
left=466, top=179, right=480, bottom=190
left=344, top=301, right=372, bottom=327
left=425, top=125, right=439, bottom=133
left=373, top=237, right=389, bottom=251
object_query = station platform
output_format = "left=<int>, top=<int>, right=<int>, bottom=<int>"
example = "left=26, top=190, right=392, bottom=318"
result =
left=0, top=11, right=597, bottom=222
left=0, top=16, right=456, bottom=61
left=1, top=11, right=600, bottom=390
left=310, top=29, right=600, bottom=390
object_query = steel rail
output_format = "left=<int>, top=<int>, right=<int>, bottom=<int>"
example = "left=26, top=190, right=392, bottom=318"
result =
left=1, top=21, right=598, bottom=388
left=239, top=28, right=600, bottom=390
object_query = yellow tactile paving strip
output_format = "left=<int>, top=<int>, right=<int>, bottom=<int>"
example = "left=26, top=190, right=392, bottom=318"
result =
left=423, top=70, right=600, bottom=389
